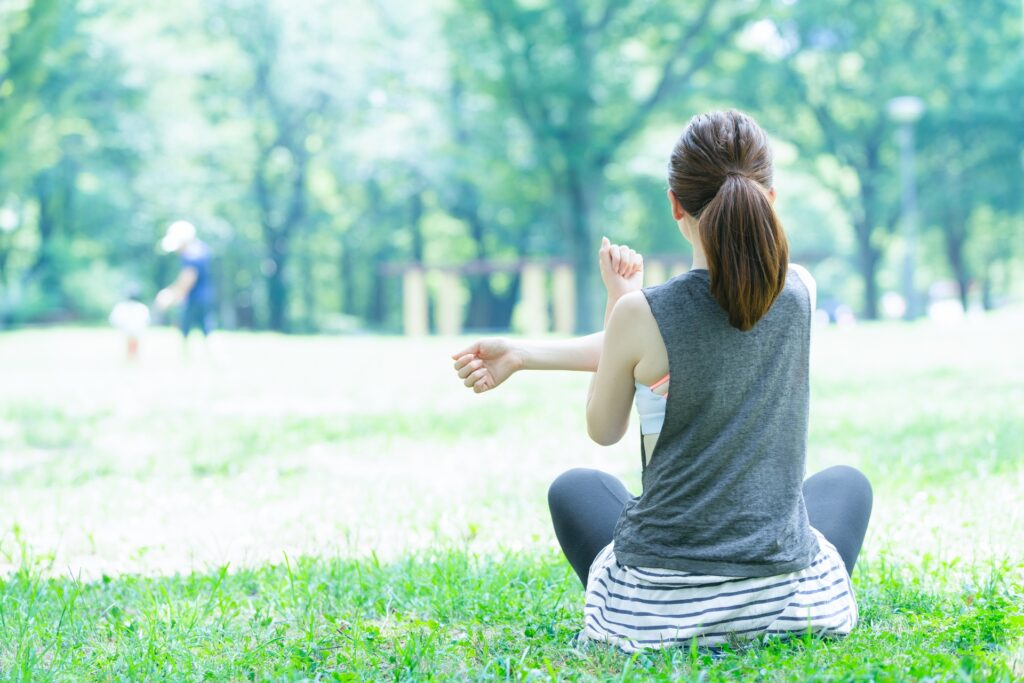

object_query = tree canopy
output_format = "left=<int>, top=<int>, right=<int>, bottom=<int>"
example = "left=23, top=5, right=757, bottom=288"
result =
left=1, top=0, right=1021, bottom=332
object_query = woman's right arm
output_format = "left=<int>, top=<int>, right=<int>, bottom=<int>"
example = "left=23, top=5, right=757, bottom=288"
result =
left=452, top=333, right=603, bottom=393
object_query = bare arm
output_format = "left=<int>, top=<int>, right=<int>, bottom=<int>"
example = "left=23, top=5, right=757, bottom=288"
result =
left=519, top=333, right=604, bottom=371
left=155, top=267, right=197, bottom=309
left=453, top=238, right=643, bottom=393
left=452, top=333, right=603, bottom=393
left=586, top=292, right=647, bottom=445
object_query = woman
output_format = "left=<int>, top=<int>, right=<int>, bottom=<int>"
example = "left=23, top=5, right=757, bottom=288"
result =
left=452, top=110, right=872, bottom=651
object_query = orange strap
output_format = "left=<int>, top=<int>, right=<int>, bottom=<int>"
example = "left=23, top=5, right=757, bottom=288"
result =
left=649, top=373, right=670, bottom=391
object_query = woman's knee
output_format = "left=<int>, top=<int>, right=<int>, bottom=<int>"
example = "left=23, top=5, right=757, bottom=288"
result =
left=832, top=465, right=872, bottom=501
left=548, top=468, right=602, bottom=511
left=808, top=465, right=873, bottom=512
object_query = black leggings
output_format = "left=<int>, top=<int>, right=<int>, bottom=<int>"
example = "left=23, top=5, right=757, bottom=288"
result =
left=548, top=465, right=872, bottom=586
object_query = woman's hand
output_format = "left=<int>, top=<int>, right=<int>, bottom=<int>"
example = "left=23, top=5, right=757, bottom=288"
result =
left=598, top=237, right=644, bottom=304
left=451, top=338, right=524, bottom=394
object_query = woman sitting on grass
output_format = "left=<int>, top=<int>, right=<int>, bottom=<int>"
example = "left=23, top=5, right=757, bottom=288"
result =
left=452, top=110, right=873, bottom=652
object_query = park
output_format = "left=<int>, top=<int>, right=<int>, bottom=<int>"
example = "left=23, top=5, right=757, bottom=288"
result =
left=1, top=0, right=1023, bottom=680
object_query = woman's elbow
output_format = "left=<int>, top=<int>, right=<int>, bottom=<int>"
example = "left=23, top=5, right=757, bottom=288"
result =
left=587, top=421, right=624, bottom=447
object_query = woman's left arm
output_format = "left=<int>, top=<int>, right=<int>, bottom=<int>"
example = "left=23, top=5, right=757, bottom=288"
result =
left=586, top=292, right=647, bottom=446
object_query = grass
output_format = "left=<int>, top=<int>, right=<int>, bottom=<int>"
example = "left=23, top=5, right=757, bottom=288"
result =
left=0, top=311, right=1022, bottom=681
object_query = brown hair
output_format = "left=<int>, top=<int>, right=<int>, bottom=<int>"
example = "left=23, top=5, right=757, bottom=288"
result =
left=668, top=110, right=788, bottom=331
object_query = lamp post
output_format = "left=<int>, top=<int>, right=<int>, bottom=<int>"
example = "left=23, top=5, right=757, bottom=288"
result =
left=887, top=96, right=926, bottom=321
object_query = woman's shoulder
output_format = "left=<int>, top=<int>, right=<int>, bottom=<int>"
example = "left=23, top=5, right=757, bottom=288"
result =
left=609, top=291, right=661, bottom=346
left=642, top=269, right=708, bottom=302
left=787, top=263, right=817, bottom=312
left=612, top=290, right=655, bottom=321
left=788, top=263, right=815, bottom=288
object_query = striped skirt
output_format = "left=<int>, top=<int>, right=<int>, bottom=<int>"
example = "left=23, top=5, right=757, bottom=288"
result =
left=581, top=529, right=857, bottom=652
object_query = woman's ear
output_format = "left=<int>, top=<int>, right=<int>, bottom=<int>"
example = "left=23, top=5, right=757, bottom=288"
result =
left=767, top=186, right=777, bottom=205
left=666, top=189, right=686, bottom=221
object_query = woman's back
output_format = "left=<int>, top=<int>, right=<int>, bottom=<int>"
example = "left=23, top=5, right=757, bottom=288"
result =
left=613, top=267, right=819, bottom=577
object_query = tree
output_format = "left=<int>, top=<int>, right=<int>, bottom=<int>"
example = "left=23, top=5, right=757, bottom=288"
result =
left=737, top=1, right=1024, bottom=318
left=915, top=1, right=1024, bottom=310
left=202, top=0, right=340, bottom=331
left=449, top=0, right=765, bottom=331
left=1, top=0, right=140, bottom=320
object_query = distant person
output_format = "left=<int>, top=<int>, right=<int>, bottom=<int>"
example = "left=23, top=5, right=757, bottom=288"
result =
left=108, top=285, right=150, bottom=362
left=452, top=110, right=872, bottom=652
left=155, top=220, right=216, bottom=346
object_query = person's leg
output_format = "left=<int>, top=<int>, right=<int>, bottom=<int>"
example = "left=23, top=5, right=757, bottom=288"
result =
left=803, top=465, right=873, bottom=575
left=199, top=301, right=214, bottom=337
left=180, top=302, right=194, bottom=339
left=548, top=468, right=633, bottom=587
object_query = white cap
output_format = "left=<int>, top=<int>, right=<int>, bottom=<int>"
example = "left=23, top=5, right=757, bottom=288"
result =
left=160, top=220, right=197, bottom=252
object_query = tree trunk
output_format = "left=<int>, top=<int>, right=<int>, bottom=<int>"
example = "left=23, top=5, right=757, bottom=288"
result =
left=461, top=207, right=509, bottom=329
left=0, top=242, right=8, bottom=287
left=567, top=168, right=596, bottom=332
left=409, top=191, right=425, bottom=263
left=944, top=228, right=970, bottom=311
left=300, top=231, right=316, bottom=332
left=463, top=277, right=495, bottom=329
left=853, top=219, right=880, bottom=321
left=0, top=236, right=9, bottom=329
left=448, top=73, right=512, bottom=329
left=368, top=252, right=387, bottom=325
left=265, top=233, right=289, bottom=332
left=980, top=261, right=994, bottom=310
left=339, top=238, right=353, bottom=316
left=939, top=172, right=971, bottom=311
left=853, top=169, right=882, bottom=320
left=491, top=274, right=520, bottom=327
left=454, top=189, right=511, bottom=328
left=28, top=170, right=64, bottom=308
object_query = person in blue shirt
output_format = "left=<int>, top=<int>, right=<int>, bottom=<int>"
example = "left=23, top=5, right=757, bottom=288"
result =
left=155, top=220, right=215, bottom=340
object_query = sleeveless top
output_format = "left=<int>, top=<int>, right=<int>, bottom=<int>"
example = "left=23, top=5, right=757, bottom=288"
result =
left=612, top=268, right=820, bottom=576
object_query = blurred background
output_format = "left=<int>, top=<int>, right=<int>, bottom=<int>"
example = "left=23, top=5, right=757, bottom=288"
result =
left=0, top=0, right=1021, bottom=335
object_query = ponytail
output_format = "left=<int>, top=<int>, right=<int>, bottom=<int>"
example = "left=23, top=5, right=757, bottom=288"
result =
left=669, top=110, right=789, bottom=331
left=698, top=175, right=788, bottom=331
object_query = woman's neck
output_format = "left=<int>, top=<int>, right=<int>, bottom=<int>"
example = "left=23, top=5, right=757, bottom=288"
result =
left=679, top=217, right=709, bottom=271
left=689, top=243, right=708, bottom=271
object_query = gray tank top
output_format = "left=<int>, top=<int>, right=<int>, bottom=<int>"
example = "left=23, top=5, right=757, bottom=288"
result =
left=612, top=268, right=820, bottom=577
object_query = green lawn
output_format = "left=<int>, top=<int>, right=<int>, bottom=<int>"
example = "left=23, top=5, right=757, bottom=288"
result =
left=0, top=313, right=1022, bottom=681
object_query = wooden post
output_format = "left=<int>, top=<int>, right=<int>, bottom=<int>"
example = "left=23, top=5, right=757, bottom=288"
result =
left=644, top=261, right=668, bottom=287
left=552, top=264, right=576, bottom=335
left=402, top=267, right=428, bottom=336
left=436, top=270, right=463, bottom=336
left=518, top=262, right=549, bottom=335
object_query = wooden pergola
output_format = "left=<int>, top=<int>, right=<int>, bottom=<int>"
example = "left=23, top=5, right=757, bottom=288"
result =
left=380, top=256, right=690, bottom=336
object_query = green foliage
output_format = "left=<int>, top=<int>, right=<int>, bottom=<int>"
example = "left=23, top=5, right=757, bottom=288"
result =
left=0, top=0, right=1021, bottom=330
